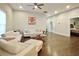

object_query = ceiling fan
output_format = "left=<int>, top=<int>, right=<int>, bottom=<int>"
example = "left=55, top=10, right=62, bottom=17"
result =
left=27, top=3, right=44, bottom=9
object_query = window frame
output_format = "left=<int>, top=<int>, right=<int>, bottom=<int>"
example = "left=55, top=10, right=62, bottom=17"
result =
left=0, top=9, right=6, bottom=35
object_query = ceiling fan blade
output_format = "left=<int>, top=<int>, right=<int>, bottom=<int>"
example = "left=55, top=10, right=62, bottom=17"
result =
left=34, top=3, right=37, bottom=5
left=33, top=7, right=35, bottom=9
left=38, top=4, right=44, bottom=6
left=38, top=6, right=42, bottom=9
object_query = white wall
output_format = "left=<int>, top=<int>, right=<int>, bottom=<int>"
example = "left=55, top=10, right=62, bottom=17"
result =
left=46, top=18, right=55, bottom=32
left=0, top=4, right=47, bottom=32
left=0, top=4, right=13, bottom=31
left=48, top=8, right=79, bottom=37
left=70, top=19, right=75, bottom=24
left=13, top=11, right=47, bottom=32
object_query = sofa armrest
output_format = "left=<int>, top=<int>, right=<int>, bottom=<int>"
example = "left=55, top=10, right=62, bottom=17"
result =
left=17, top=39, right=43, bottom=56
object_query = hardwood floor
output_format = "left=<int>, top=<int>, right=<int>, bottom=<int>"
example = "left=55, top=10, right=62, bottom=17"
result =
left=47, top=33, right=79, bottom=56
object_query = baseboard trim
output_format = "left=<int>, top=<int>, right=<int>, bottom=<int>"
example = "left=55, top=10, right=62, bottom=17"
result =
left=48, top=32, right=70, bottom=37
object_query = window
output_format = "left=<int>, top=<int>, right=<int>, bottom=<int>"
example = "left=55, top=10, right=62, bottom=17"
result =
left=0, top=10, right=6, bottom=35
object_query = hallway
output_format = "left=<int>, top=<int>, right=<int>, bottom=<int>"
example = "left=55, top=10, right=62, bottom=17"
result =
left=48, top=33, right=79, bottom=56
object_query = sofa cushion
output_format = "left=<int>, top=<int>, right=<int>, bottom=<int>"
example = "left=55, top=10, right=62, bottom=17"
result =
left=0, top=39, right=27, bottom=54
left=1, top=36, right=15, bottom=41
left=1, top=31, right=22, bottom=41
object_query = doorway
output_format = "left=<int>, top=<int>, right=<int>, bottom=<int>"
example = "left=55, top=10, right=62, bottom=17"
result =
left=70, top=17, right=79, bottom=37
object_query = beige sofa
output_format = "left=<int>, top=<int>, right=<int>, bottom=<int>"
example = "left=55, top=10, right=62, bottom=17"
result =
left=0, top=31, right=43, bottom=56
left=0, top=39, right=43, bottom=56
left=23, top=29, right=43, bottom=37
left=1, top=31, right=22, bottom=41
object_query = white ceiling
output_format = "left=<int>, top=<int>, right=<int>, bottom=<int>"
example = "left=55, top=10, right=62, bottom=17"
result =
left=9, top=3, right=79, bottom=16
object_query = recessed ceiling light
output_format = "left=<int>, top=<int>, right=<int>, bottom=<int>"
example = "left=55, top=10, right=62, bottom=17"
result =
left=44, top=11, right=47, bottom=13
left=66, top=5, right=70, bottom=9
left=19, top=6, right=23, bottom=8
left=54, top=11, right=58, bottom=14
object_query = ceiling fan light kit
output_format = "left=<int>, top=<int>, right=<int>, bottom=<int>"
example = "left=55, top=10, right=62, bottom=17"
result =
left=27, top=3, right=44, bottom=9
